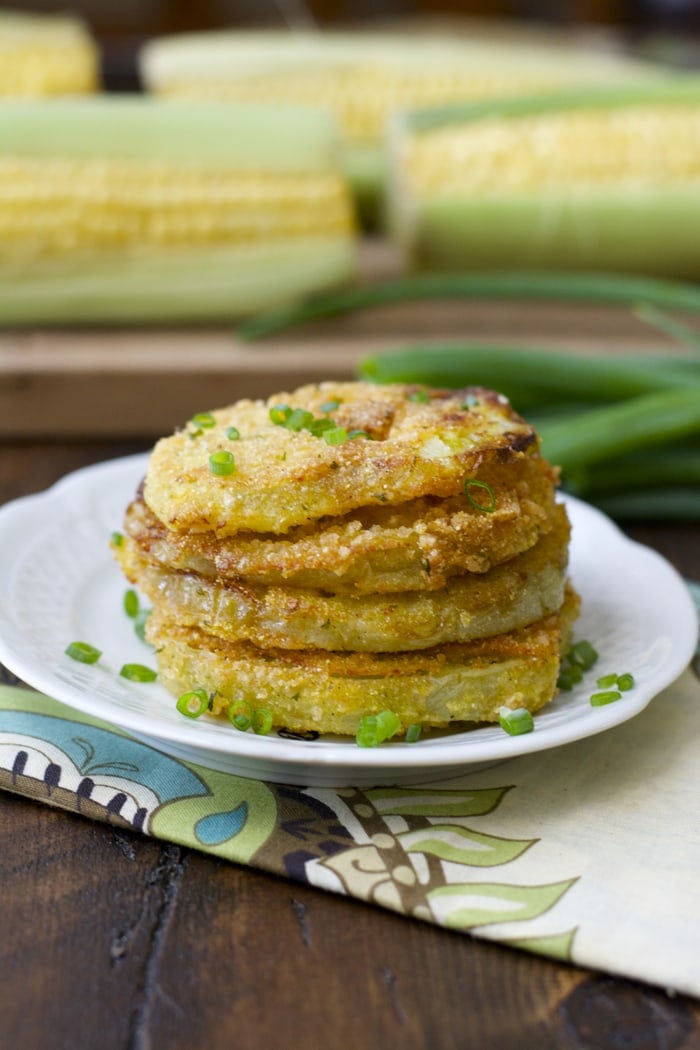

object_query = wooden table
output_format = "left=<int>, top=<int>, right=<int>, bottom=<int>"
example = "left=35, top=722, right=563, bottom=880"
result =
left=2, top=274, right=700, bottom=1047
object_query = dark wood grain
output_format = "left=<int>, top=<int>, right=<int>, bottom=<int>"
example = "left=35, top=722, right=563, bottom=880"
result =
left=1, top=439, right=699, bottom=1050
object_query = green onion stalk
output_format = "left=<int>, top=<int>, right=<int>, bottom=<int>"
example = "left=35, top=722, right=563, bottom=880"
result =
left=238, top=271, right=700, bottom=342
left=353, top=343, right=700, bottom=521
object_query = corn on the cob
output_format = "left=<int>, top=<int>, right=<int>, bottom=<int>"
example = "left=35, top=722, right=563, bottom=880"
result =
left=0, top=9, right=99, bottom=96
left=0, top=98, right=355, bottom=324
left=388, top=80, right=700, bottom=278
left=139, top=29, right=656, bottom=223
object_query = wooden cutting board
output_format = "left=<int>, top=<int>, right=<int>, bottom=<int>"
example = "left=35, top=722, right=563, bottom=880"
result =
left=0, top=241, right=683, bottom=439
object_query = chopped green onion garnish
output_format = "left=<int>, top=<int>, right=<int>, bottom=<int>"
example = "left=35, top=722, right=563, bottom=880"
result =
left=119, top=663, right=157, bottom=682
left=269, top=404, right=291, bottom=425
left=408, top=389, right=430, bottom=403
left=498, top=706, right=534, bottom=736
left=192, top=411, right=216, bottom=429
left=465, top=479, right=496, bottom=513
left=176, top=689, right=208, bottom=719
left=596, top=672, right=633, bottom=697
left=209, top=450, right=235, bottom=476
left=323, top=426, right=348, bottom=446
left=268, top=400, right=370, bottom=445
left=123, top=589, right=139, bottom=619
left=356, top=709, right=402, bottom=747
left=111, top=531, right=123, bottom=547
left=134, top=608, right=151, bottom=643
left=568, top=640, right=599, bottom=670
left=590, top=690, right=621, bottom=706
left=375, top=709, right=401, bottom=741
left=286, top=407, right=315, bottom=431
left=557, top=663, right=583, bottom=691
left=252, top=708, right=273, bottom=735
left=461, top=395, right=480, bottom=409
left=356, top=715, right=380, bottom=748
left=406, top=723, right=422, bottom=744
left=188, top=428, right=203, bottom=440
left=65, top=641, right=101, bottom=665
left=307, top=417, right=336, bottom=436
left=228, top=700, right=253, bottom=731
left=226, top=426, right=241, bottom=441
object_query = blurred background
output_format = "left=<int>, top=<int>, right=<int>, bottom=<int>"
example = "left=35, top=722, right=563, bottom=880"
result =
left=2, top=0, right=700, bottom=527
left=5, top=0, right=700, bottom=88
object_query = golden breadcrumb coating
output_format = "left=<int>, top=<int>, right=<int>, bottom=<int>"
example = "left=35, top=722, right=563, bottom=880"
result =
left=143, top=381, right=536, bottom=535
left=127, top=450, right=558, bottom=593
left=146, top=587, right=580, bottom=735
left=117, top=504, right=569, bottom=652
left=115, top=379, right=579, bottom=738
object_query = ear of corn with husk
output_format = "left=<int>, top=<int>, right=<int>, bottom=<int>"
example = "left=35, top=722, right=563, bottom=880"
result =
left=0, top=98, right=356, bottom=325
left=0, top=9, right=99, bottom=96
left=388, top=79, right=700, bottom=278
left=139, top=29, right=658, bottom=224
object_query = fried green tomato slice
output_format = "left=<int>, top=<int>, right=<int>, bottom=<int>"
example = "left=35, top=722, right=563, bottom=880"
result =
left=126, top=450, right=558, bottom=593
left=143, top=381, right=537, bottom=536
left=146, top=586, right=580, bottom=736
left=117, top=505, right=569, bottom=652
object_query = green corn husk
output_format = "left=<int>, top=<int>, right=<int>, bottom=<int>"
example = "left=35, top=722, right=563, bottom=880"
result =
left=140, top=28, right=657, bottom=226
left=0, top=97, right=356, bottom=325
left=388, top=79, right=700, bottom=278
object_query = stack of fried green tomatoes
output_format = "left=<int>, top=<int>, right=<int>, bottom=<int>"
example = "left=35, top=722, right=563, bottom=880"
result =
left=115, top=381, right=578, bottom=740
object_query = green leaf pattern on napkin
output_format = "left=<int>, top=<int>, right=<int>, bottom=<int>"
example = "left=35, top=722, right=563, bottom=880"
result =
left=428, top=878, right=578, bottom=930
left=300, top=784, right=577, bottom=955
left=397, top=825, right=535, bottom=866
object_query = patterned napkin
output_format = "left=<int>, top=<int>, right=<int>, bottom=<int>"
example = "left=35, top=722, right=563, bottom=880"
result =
left=1, top=583, right=699, bottom=998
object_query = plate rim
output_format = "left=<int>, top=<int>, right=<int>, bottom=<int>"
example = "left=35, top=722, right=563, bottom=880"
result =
left=0, top=453, right=696, bottom=776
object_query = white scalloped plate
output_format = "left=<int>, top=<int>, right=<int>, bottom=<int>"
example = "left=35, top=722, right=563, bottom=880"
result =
left=0, top=454, right=696, bottom=787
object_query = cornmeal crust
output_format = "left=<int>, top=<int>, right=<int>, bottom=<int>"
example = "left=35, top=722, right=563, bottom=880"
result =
left=118, top=504, right=569, bottom=652
left=146, top=587, right=580, bottom=736
left=116, top=380, right=578, bottom=737
left=143, top=382, right=537, bottom=535
left=127, top=450, right=558, bottom=593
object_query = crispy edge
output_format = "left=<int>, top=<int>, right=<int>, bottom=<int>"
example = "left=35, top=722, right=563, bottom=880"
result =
left=128, top=452, right=559, bottom=592
left=117, top=504, right=569, bottom=652
left=143, top=382, right=537, bottom=535
left=146, top=586, right=580, bottom=735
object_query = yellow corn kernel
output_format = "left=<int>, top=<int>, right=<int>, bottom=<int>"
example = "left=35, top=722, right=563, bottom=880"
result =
left=0, top=158, right=353, bottom=260
left=159, top=66, right=597, bottom=146
left=140, top=30, right=656, bottom=221
left=403, top=104, right=700, bottom=197
left=388, top=82, right=700, bottom=278
left=0, top=98, right=356, bottom=324
left=0, top=10, right=99, bottom=96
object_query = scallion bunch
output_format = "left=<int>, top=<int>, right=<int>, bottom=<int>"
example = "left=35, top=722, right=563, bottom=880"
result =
left=356, top=345, right=700, bottom=521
